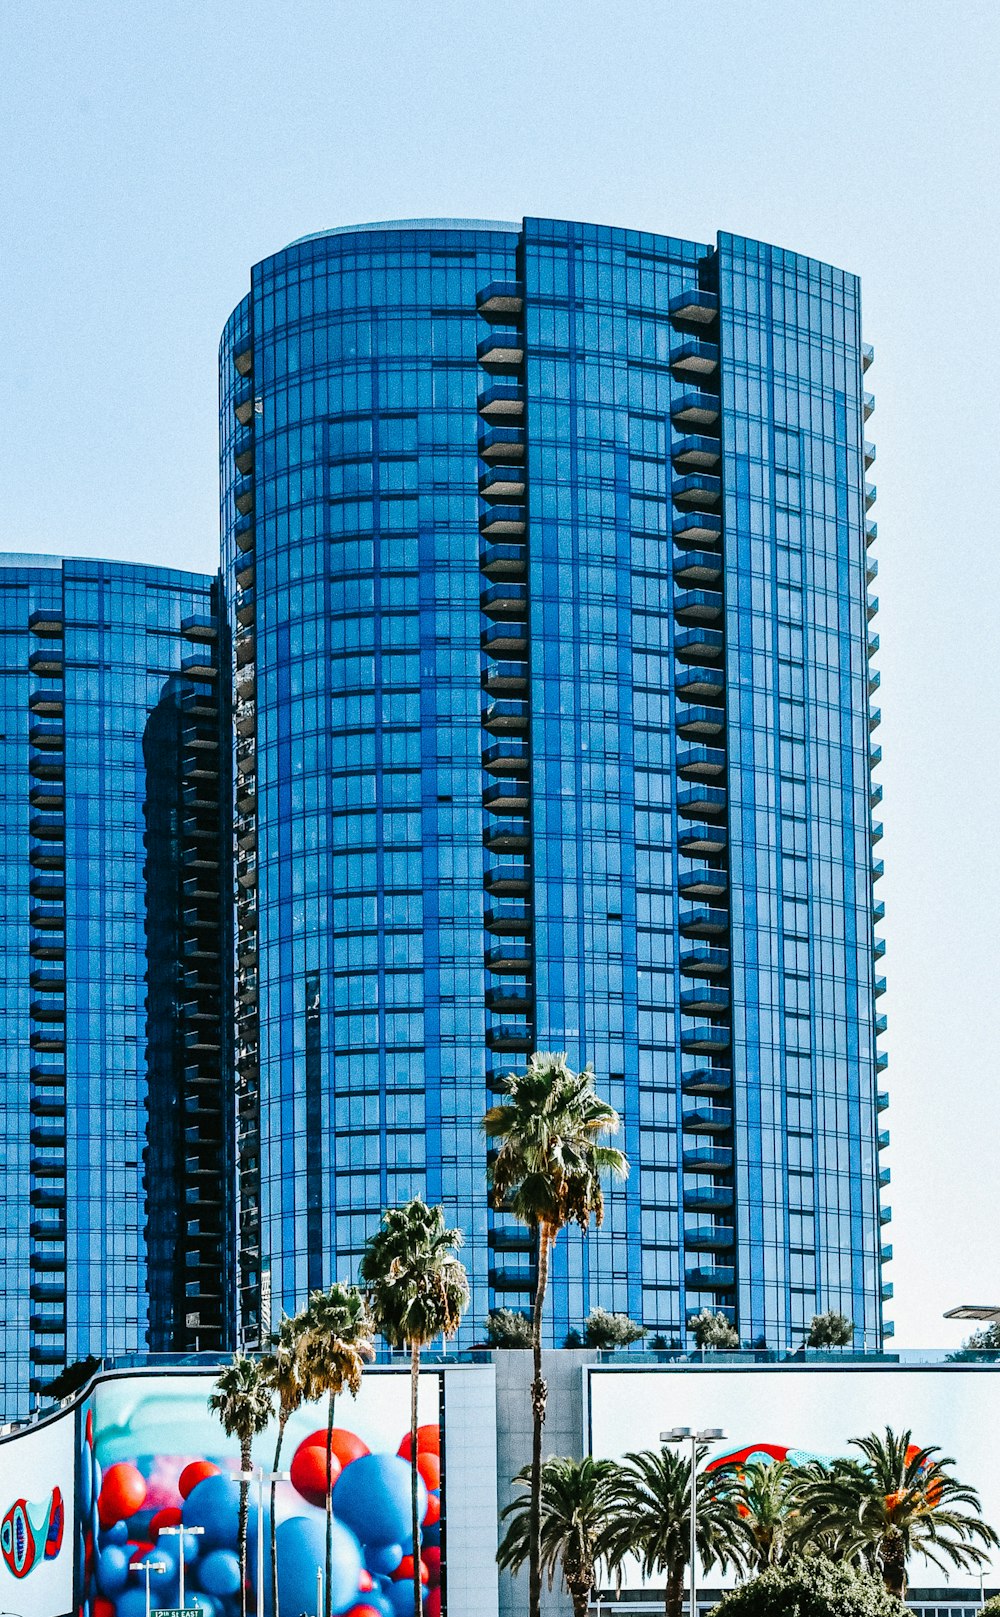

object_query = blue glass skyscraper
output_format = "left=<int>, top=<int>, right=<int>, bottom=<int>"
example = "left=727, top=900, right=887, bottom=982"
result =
left=221, top=217, right=888, bottom=1352
left=0, top=555, right=231, bottom=1419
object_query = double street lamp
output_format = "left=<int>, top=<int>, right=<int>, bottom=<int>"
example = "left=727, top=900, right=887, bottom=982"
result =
left=660, top=1426, right=728, bottom=1617
left=157, top=1520, right=205, bottom=1611
left=237, top=1465, right=291, bottom=1617
left=129, top=1556, right=167, bottom=1617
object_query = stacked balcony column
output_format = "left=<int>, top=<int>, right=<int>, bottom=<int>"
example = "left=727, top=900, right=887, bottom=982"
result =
left=26, top=609, right=68, bottom=1392
left=861, top=346, right=892, bottom=1324
left=667, top=286, right=738, bottom=1332
left=178, top=616, right=227, bottom=1348
left=231, top=339, right=262, bottom=1342
left=475, top=280, right=537, bottom=1309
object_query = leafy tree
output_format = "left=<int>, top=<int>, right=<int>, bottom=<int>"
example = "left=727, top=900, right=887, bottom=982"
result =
left=583, top=1307, right=646, bottom=1350
left=486, top=1306, right=534, bottom=1348
left=361, top=1199, right=469, bottom=1617
left=498, top=1456, right=618, bottom=1617
left=794, top=1426, right=998, bottom=1599
left=261, top=1310, right=310, bottom=1617
left=602, top=1443, right=740, bottom=1617
left=806, top=1310, right=854, bottom=1348
left=690, top=1307, right=739, bottom=1349
left=208, top=1352, right=274, bottom=1617
left=979, top=1596, right=1000, bottom=1616
left=483, top=1051, right=628, bottom=1617
left=711, top=1460, right=802, bottom=1571
left=300, top=1283, right=375, bottom=1617
left=711, top=1554, right=909, bottom=1617
left=962, top=1321, right=1000, bottom=1352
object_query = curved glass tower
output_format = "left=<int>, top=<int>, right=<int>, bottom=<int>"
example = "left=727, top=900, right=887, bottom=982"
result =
left=0, top=555, right=231, bottom=1418
left=221, top=218, right=887, bottom=1351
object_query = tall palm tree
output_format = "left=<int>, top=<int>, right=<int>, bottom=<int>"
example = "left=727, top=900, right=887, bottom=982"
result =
left=360, top=1200, right=470, bottom=1617
left=300, top=1282, right=375, bottom=1617
left=498, top=1456, right=619, bottom=1617
left=795, top=1427, right=998, bottom=1599
left=602, top=1443, right=741, bottom=1617
left=483, top=1051, right=628, bottom=1617
left=261, top=1309, right=310, bottom=1617
left=208, top=1352, right=274, bottom=1617
left=710, top=1459, right=802, bottom=1572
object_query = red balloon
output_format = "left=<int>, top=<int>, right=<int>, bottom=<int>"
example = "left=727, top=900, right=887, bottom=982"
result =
left=344, top=1607, right=383, bottom=1617
left=415, top=1453, right=440, bottom=1492
left=422, top=1548, right=441, bottom=1589
left=290, top=1442, right=342, bottom=1505
left=302, top=1428, right=370, bottom=1469
left=423, top=1492, right=440, bottom=1527
left=398, top=1425, right=440, bottom=1461
left=393, top=1556, right=429, bottom=1586
left=98, top=1463, right=147, bottom=1528
left=150, top=1506, right=183, bottom=1538
left=359, top=1570, right=375, bottom=1592
left=94, top=1600, right=116, bottom=1617
left=425, top=1588, right=441, bottom=1617
left=178, top=1460, right=221, bottom=1499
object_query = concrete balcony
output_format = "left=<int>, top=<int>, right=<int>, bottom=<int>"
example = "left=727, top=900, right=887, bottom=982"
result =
left=677, top=865, right=728, bottom=901
left=677, top=822, right=727, bottom=858
left=676, top=705, right=725, bottom=741
left=677, top=745, right=726, bottom=781
left=672, top=434, right=720, bottom=471
left=681, top=1023, right=731, bottom=1055
left=682, top=1066, right=732, bottom=1097
left=674, top=549, right=722, bottom=588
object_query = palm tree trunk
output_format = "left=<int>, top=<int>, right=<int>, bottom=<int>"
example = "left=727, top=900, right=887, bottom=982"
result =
left=568, top=1575, right=593, bottom=1617
left=410, top=1339, right=422, bottom=1617
left=882, top=1534, right=907, bottom=1600
left=665, top=1564, right=684, bottom=1617
left=270, top=1415, right=286, bottom=1617
left=529, top=1221, right=552, bottom=1617
left=326, top=1387, right=336, bottom=1617
left=239, top=1435, right=251, bottom=1617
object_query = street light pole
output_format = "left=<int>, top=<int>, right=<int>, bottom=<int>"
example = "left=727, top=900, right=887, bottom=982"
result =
left=238, top=1465, right=291, bottom=1617
left=661, top=1426, right=727, bottom=1617
left=129, top=1557, right=167, bottom=1617
left=158, top=1521, right=205, bottom=1609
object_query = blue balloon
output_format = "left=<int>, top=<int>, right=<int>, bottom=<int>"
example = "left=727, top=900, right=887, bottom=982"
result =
left=80, top=1446, right=93, bottom=1516
left=277, top=1514, right=362, bottom=1617
left=199, top=1547, right=242, bottom=1598
left=421, top=1522, right=440, bottom=1549
left=333, top=1456, right=426, bottom=1550
left=101, top=1520, right=129, bottom=1547
left=365, top=1542, right=404, bottom=1577
left=113, top=1590, right=148, bottom=1617
left=96, top=1543, right=131, bottom=1598
left=183, top=1474, right=241, bottom=1550
left=385, top=1580, right=422, bottom=1617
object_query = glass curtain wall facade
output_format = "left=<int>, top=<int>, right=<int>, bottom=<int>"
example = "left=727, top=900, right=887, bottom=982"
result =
left=0, top=556, right=232, bottom=1419
left=223, top=217, right=887, bottom=1351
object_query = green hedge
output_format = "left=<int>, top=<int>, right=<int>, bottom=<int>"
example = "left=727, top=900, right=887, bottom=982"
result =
left=711, top=1557, right=909, bottom=1617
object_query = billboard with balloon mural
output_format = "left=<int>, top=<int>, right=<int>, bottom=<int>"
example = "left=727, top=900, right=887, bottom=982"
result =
left=0, top=1403, right=75, bottom=1617
left=77, top=1368, right=445, bottom=1617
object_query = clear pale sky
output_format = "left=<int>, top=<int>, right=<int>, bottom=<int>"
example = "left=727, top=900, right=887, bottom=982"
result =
left=2, top=1, right=997, bottom=1348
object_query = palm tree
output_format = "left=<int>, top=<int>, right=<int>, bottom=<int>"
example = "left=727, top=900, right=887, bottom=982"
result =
left=360, top=1200, right=469, bottom=1617
left=208, top=1352, right=274, bottom=1617
left=498, top=1456, right=618, bottom=1617
left=795, top=1426, right=998, bottom=1599
left=710, top=1459, right=802, bottom=1572
left=261, top=1309, right=310, bottom=1617
left=602, top=1443, right=741, bottom=1617
left=482, top=1051, right=628, bottom=1617
left=299, top=1282, right=376, bottom=1617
